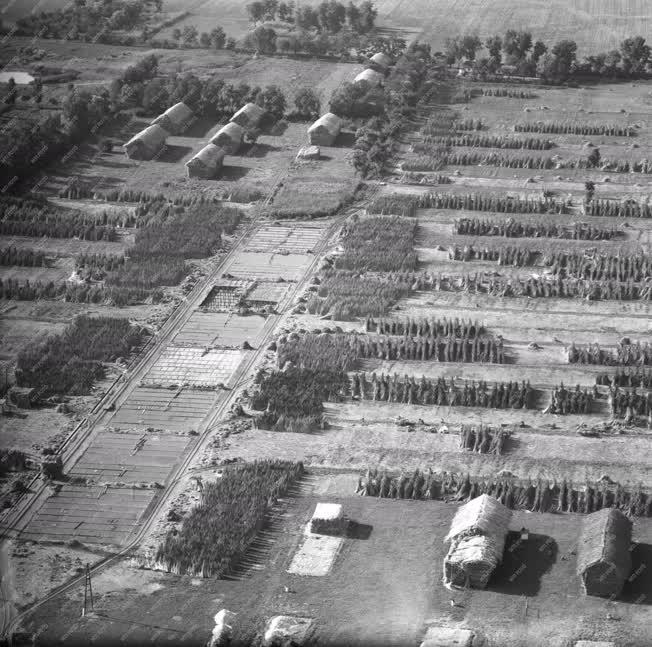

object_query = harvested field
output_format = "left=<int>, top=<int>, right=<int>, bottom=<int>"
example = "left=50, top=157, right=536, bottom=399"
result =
left=224, top=252, right=313, bottom=281
left=109, top=387, right=220, bottom=432
left=20, top=485, right=157, bottom=545
left=145, top=347, right=245, bottom=387
left=67, top=430, right=192, bottom=484
left=245, top=224, right=326, bottom=254
left=172, top=312, right=268, bottom=347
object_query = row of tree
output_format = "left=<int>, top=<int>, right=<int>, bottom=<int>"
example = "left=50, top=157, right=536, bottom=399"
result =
left=459, top=425, right=510, bottom=455
left=357, top=469, right=652, bottom=517
left=609, top=387, right=652, bottom=421
left=596, top=368, right=652, bottom=389
left=0, top=247, right=47, bottom=268
left=365, top=316, right=484, bottom=338
left=448, top=244, right=534, bottom=266
left=420, top=134, right=554, bottom=150
left=585, top=199, right=652, bottom=219
left=546, top=384, right=592, bottom=414
left=568, top=341, right=652, bottom=366
left=514, top=121, right=635, bottom=137
left=454, top=218, right=616, bottom=241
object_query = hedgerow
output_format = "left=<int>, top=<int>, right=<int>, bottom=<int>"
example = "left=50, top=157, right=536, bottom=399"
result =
left=350, top=372, right=534, bottom=408
left=358, top=469, right=652, bottom=517
left=417, top=134, right=553, bottom=150
left=15, top=315, right=146, bottom=395
left=455, top=217, right=617, bottom=240
left=155, top=461, right=304, bottom=577
left=334, top=216, right=418, bottom=272
left=514, top=122, right=635, bottom=136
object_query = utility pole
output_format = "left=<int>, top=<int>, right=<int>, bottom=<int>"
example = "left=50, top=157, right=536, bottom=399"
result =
left=82, top=563, right=93, bottom=617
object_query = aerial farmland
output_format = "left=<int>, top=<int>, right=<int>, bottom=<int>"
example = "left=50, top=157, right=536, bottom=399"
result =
left=0, top=1, right=651, bottom=647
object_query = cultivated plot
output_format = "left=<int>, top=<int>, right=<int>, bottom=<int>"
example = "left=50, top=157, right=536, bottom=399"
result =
left=224, top=252, right=313, bottom=281
left=67, top=431, right=191, bottom=484
left=245, top=225, right=325, bottom=254
left=173, top=312, right=267, bottom=347
left=109, top=387, right=219, bottom=432
left=21, top=485, right=156, bottom=545
left=247, top=282, right=289, bottom=305
left=200, top=280, right=252, bottom=312
left=145, top=347, right=244, bottom=387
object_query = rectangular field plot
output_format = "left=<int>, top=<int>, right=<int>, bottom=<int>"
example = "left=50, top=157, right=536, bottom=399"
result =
left=200, top=281, right=251, bottom=312
left=225, top=252, right=312, bottom=281
left=145, top=347, right=244, bottom=387
left=245, top=224, right=325, bottom=254
left=109, top=387, right=218, bottom=432
left=67, top=431, right=191, bottom=483
left=21, top=485, right=156, bottom=545
left=247, top=282, right=289, bottom=305
left=173, top=312, right=267, bottom=347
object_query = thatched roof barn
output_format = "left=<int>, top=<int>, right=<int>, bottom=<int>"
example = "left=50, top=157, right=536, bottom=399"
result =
left=123, top=124, right=168, bottom=160
left=370, top=52, right=393, bottom=70
left=230, top=102, right=265, bottom=129
left=185, top=144, right=226, bottom=179
left=577, top=508, right=632, bottom=598
left=443, top=494, right=512, bottom=589
left=151, top=102, right=194, bottom=135
left=210, top=122, right=244, bottom=154
left=354, top=68, right=384, bottom=86
left=307, top=112, right=342, bottom=146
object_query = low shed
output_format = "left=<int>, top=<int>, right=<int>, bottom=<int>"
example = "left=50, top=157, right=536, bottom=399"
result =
left=354, top=68, right=384, bottom=86
left=443, top=494, right=512, bottom=589
left=210, top=122, right=244, bottom=154
left=230, top=102, right=265, bottom=129
left=123, top=125, right=167, bottom=160
left=578, top=508, right=632, bottom=598
left=307, top=112, right=342, bottom=146
left=185, top=144, right=226, bottom=179
left=151, top=102, right=194, bottom=135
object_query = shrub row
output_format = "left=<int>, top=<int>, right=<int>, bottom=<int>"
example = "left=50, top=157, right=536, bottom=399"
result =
left=568, top=341, right=652, bottom=366
left=155, top=461, right=304, bottom=577
left=365, top=316, right=484, bottom=338
left=350, top=372, right=534, bottom=408
left=455, top=217, right=616, bottom=240
left=481, top=87, right=536, bottom=98
left=419, top=134, right=553, bottom=150
left=358, top=469, right=652, bottom=517
left=515, top=122, right=635, bottom=136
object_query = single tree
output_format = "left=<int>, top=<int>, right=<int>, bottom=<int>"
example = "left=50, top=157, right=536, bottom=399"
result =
left=172, top=27, right=181, bottom=41
left=485, top=35, right=502, bottom=64
left=246, top=1, right=266, bottom=24
left=587, top=147, right=601, bottom=168
left=182, top=25, right=198, bottom=45
left=260, top=84, right=286, bottom=119
left=210, top=26, right=226, bottom=49
left=620, top=36, right=650, bottom=75
left=358, top=0, right=377, bottom=33
left=531, top=40, right=547, bottom=63
left=294, top=87, right=320, bottom=118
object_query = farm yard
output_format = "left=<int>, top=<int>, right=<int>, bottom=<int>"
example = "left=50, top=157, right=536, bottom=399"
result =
left=3, top=4, right=652, bottom=647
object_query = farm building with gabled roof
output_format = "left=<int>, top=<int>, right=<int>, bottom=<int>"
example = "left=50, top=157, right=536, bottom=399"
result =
left=577, top=507, right=632, bottom=598
left=354, top=68, right=384, bottom=86
left=307, top=112, right=342, bottom=146
left=151, top=102, right=194, bottom=135
left=370, top=52, right=393, bottom=70
left=443, top=494, right=512, bottom=589
left=185, top=144, right=226, bottom=179
left=230, top=102, right=265, bottom=130
left=210, top=122, right=244, bottom=154
left=123, top=124, right=168, bottom=160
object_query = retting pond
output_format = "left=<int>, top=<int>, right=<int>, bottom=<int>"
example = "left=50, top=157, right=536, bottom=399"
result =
left=0, top=71, right=35, bottom=84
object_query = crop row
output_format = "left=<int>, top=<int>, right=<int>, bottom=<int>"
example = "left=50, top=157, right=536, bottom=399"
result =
left=546, top=384, right=593, bottom=415
left=586, top=199, right=652, bottom=219
left=459, top=425, right=510, bottom=455
left=596, top=368, right=652, bottom=388
left=367, top=192, right=569, bottom=217
left=514, top=122, right=635, bottom=136
left=350, top=373, right=534, bottom=409
left=568, top=341, right=652, bottom=366
left=0, top=247, right=47, bottom=267
left=155, top=461, right=304, bottom=577
left=454, top=218, right=617, bottom=240
left=418, top=134, right=554, bottom=150
left=358, top=470, right=652, bottom=517
left=365, top=316, right=484, bottom=338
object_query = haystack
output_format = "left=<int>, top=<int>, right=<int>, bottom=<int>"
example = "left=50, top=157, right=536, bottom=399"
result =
left=307, top=112, right=342, bottom=146
left=354, top=68, right=384, bottom=86
left=185, top=144, right=225, bottom=179
left=207, top=609, right=236, bottom=647
left=577, top=508, right=632, bottom=598
left=230, top=102, right=265, bottom=129
left=443, top=494, right=512, bottom=589
left=263, top=616, right=313, bottom=647
left=210, top=122, right=244, bottom=154
left=370, top=52, right=393, bottom=70
left=123, top=124, right=167, bottom=160
left=574, top=642, right=616, bottom=647
left=420, top=626, right=474, bottom=647
left=151, top=102, right=194, bottom=135
left=297, top=145, right=321, bottom=160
